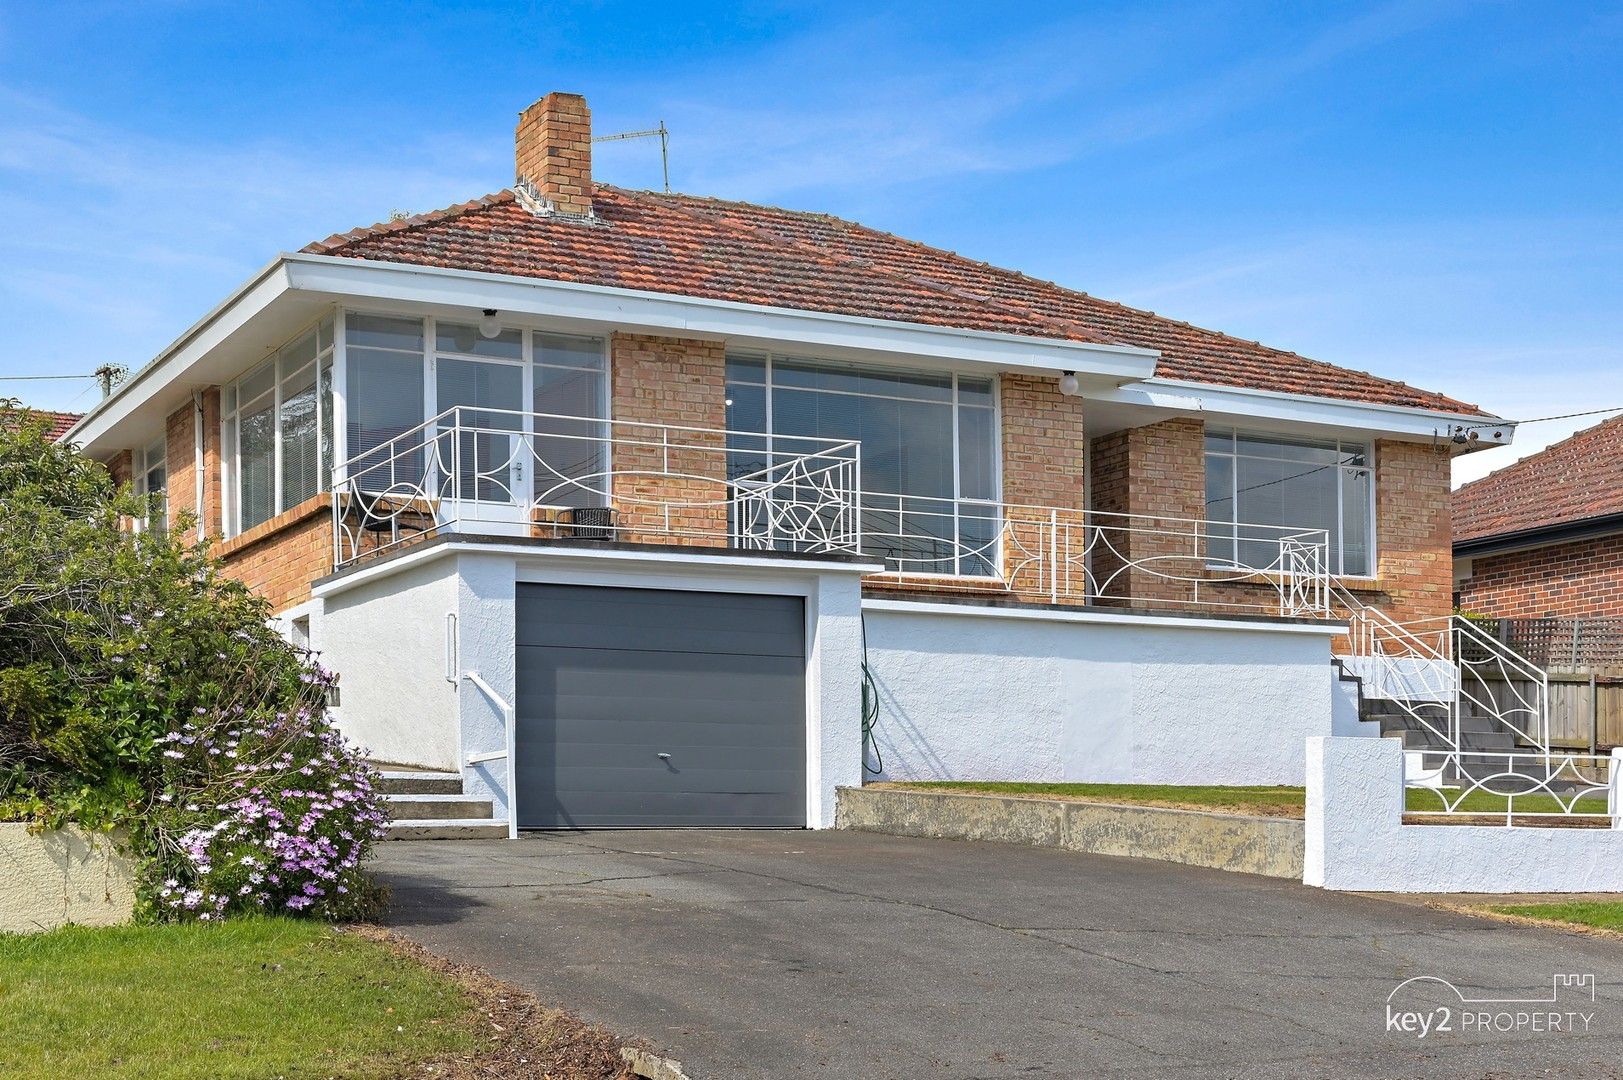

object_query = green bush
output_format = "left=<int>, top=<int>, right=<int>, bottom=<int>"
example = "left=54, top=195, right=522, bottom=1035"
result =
left=0, top=404, right=387, bottom=920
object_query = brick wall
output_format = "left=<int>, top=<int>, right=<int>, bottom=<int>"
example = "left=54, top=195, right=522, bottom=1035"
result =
left=1457, top=533, right=1623, bottom=620
left=996, top=374, right=1087, bottom=599
left=607, top=332, right=730, bottom=544
left=1370, top=438, right=1453, bottom=625
left=1086, top=418, right=1206, bottom=606
left=215, top=496, right=333, bottom=612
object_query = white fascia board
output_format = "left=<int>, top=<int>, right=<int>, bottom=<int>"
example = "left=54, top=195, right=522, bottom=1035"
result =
left=311, top=539, right=887, bottom=601
left=65, top=258, right=293, bottom=449
left=862, top=597, right=1348, bottom=636
left=1096, top=377, right=1516, bottom=446
left=282, top=252, right=1160, bottom=380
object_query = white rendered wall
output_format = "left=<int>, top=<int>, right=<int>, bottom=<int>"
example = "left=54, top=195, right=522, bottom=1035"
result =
left=862, top=602, right=1340, bottom=786
left=1305, top=736, right=1623, bottom=892
left=319, top=558, right=460, bottom=770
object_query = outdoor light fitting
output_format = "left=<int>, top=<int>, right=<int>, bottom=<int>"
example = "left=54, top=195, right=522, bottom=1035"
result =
left=478, top=309, right=502, bottom=338
left=1058, top=371, right=1081, bottom=397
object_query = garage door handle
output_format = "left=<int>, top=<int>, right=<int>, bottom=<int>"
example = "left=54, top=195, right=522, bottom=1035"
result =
left=657, top=753, right=671, bottom=760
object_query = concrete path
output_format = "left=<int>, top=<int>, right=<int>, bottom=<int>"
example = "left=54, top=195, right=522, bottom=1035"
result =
left=373, top=830, right=1623, bottom=1079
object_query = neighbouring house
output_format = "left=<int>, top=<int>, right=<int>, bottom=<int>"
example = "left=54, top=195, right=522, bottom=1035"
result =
left=1454, top=413, right=1623, bottom=668
left=61, top=92, right=1516, bottom=833
left=8, top=409, right=81, bottom=442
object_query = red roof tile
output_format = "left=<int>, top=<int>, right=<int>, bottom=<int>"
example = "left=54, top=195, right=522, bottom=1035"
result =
left=1454, top=414, right=1623, bottom=544
left=304, top=186, right=1486, bottom=416
left=6, top=408, right=80, bottom=441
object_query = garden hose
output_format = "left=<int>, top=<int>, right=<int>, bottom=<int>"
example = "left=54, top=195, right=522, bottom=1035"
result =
left=860, top=612, right=884, bottom=776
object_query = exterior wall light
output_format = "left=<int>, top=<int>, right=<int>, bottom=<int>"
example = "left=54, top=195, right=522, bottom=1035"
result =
left=478, top=309, right=502, bottom=338
left=1058, top=371, right=1080, bottom=397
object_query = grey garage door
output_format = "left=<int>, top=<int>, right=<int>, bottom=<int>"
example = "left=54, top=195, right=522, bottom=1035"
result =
left=514, top=583, right=807, bottom=828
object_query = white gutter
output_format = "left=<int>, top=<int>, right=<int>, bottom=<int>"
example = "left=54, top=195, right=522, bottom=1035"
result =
left=1096, top=377, right=1514, bottom=446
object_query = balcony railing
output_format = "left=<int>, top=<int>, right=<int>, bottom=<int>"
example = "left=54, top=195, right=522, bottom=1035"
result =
left=331, top=407, right=862, bottom=567
left=331, top=408, right=1332, bottom=617
left=859, top=495, right=1329, bottom=617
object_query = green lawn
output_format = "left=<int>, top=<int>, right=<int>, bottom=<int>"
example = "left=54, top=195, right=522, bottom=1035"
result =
left=1486, top=901, right=1623, bottom=932
left=883, top=781, right=1596, bottom=819
left=0, top=919, right=477, bottom=1080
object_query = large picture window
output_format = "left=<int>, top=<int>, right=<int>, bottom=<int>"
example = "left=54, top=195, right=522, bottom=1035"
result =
left=223, top=317, right=334, bottom=534
left=725, top=354, right=999, bottom=575
left=1204, top=427, right=1373, bottom=577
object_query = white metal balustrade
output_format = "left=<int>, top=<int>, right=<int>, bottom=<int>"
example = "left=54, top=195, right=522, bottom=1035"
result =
left=331, top=407, right=863, bottom=566
left=331, top=408, right=1333, bottom=616
left=861, top=494, right=1331, bottom=616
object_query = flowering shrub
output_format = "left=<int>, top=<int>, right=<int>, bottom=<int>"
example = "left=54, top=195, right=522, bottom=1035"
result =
left=0, top=403, right=389, bottom=921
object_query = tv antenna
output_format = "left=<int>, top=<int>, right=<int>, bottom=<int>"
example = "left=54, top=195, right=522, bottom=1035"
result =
left=593, top=120, right=670, bottom=193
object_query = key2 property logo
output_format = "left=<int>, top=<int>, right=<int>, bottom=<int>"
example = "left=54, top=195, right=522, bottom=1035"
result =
left=1385, top=974, right=1596, bottom=1038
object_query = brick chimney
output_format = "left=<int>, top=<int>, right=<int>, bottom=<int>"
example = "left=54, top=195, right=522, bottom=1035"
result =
left=515, top=92, right=592, bottom=217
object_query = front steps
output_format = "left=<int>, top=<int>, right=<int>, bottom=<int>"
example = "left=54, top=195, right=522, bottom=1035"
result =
left=1332, top=662, right=1577, bottom=794
left=376, top=768, right=510, bottom=840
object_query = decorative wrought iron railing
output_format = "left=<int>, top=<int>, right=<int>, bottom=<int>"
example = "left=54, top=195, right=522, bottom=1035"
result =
left=331, top=407, right=863, bottom=567
left=861, top=495, right=1331, bottom=617
left=1403, top=748, right=1616, bottom=825
left=1337, top=586, right=1551, bottom=754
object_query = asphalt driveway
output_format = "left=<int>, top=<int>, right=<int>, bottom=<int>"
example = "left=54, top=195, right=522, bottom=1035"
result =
left=373, top=830, right=1623, bottom=1079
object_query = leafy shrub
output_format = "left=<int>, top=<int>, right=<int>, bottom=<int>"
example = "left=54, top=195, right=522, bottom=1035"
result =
left=0, top=404, right=388, bottom=920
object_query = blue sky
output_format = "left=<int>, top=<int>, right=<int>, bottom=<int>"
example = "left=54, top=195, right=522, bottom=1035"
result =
left=2, top=1, right=1618, bottom=484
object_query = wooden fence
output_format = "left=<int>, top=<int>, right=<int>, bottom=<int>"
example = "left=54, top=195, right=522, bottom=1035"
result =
left=1468, top=670, right=1623, bottom=751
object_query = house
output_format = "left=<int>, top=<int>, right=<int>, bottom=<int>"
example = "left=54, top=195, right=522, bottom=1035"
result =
left=62, top=93, right=1515, bottom=833
left=1454, top=413, right=1623, bottom=667
left=7, top=409, right=81, bottom=442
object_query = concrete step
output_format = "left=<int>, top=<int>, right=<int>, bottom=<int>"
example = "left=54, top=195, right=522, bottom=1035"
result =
left=375, top=769, right=463, bottom=796
left=386, top=794, right=496, bottom=820
left=385, top=819, right=511, bottom=840
left=1384, top=727, right=1520, bottom=752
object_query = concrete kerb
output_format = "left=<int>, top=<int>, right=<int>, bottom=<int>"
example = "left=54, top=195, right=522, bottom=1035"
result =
left=835, top=786, right=1304, bottom=879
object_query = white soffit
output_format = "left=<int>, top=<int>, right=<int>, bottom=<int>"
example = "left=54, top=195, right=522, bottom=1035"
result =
left=1092, top=378, right=1516, bottom=449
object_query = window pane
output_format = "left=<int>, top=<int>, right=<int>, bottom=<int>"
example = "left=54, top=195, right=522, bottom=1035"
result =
left=281, top=361, right=319, bottom=509
left=437, top=323, right=523, bottom=360
left=1235, top=430, right=1343, bottom=465
left=239, top=357, right=276, bottom=404
left=346, top=346, right=424, bottom=490
left=725, top=383, right=769, bottom=481
left=1204, top=426, right=1235, bottom=452
left=319, top=358, right=334, bottom=489
left=957, top=405, right=995, bottom=500
left=774, top=357, right=952, bottom=401
left=957, top=376, right=994, bottom=407
left=1203, top=452, right=1236, bottom=565
left=534, top=332, right=604, bottom=371
left=1234, top=456, right=1338, bottom=572
left=346, top=314, right=423, bottom=351
left=1340, top=466, right=1372, bottom=576
left=725, top=353, right=766, bottom=384
left=532, top=362, right=606, bottom=508
left=281, top=327, right=318, bottom=371
left=239, top=402, right=276, bottom=530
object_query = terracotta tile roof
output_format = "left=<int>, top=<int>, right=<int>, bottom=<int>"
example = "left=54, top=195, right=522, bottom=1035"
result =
left=5, top=408, right=80, bottom=441
left=304, top=186, right=1486, bottom=416
left=1454, top=413, right=1623, bottom=545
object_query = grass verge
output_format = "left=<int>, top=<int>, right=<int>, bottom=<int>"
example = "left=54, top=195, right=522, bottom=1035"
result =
left=0, top=919, right=634, bottom=1080
left=880, top=780, right=1590, bottom=819
left=1483, top=901, right=1623, bottom=933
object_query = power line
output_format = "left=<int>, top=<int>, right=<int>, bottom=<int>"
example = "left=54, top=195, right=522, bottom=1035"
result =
left=0, top=373, right=97, bottom=381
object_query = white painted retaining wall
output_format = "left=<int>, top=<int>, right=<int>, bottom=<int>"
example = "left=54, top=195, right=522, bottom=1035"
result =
left=862, top=601, right=1343, bottom=786
left=319, top=557, right=461, bottom=771
left=1304, top=736, right=1623, bottom=892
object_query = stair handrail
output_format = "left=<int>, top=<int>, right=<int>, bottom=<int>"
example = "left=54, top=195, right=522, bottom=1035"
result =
left=1333, top=586, right=1459, bottom=751
left=1331, top=585, right=1553, bottom=761
left=459, top=670, right=518, bottom=840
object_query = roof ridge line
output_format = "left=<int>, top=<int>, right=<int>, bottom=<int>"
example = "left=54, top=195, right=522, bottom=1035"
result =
left=302, top=191, right=516, bottom=255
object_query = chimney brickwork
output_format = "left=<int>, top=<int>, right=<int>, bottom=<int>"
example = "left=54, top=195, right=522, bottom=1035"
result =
left=516, top=92, right=593, bottom=216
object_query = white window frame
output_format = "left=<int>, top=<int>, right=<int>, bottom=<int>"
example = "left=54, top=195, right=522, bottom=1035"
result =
left=220, top=313, right=335, bottom=537
left=1203, top=426, right=1376, bottom=579
left=724, top=351, right=1003, bottom=578
left=135, top=435, right=168, bottom=533
left=338, top=308, right=612, bottom=509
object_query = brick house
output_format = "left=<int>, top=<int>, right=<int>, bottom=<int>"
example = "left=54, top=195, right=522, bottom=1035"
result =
left=62, top=92, right=1514, bottom=833
left=1455, top=413, right=1623, bottom=627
